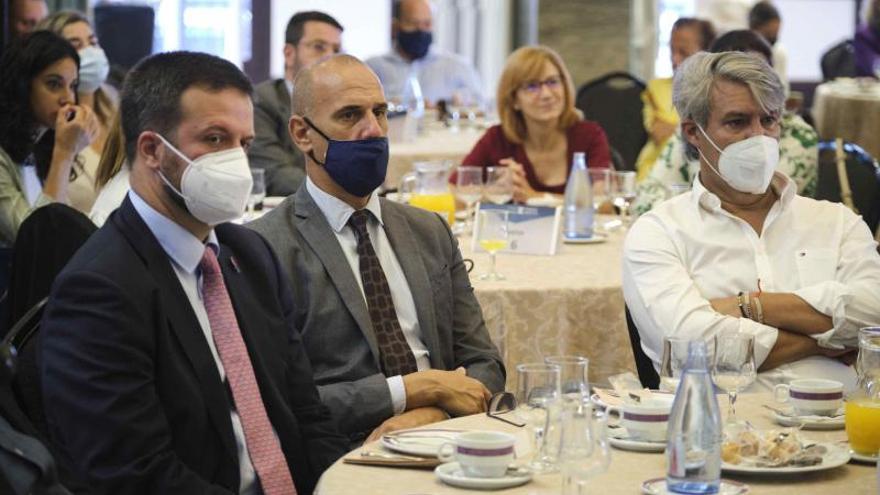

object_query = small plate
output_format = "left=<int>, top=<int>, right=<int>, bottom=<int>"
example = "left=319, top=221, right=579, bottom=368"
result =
left=850, top=450, right=879, bottom=464
left=722, top=442, right=851, bottom=474
left=435, top=462, right=532, bottom=490
left=770, top=407, right=845, bottom=430
left=380, top=428, right=462, bottom=457
left=641, top=478, right=749, bottom=494
left=563, top=233, right=608, bottom=245
left=609, top=428, right=666, bottom=453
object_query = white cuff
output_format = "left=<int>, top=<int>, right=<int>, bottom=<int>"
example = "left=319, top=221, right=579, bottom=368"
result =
left=386, top=375, right=407, bottom=415
left=793, top=282, right=853, bottom=348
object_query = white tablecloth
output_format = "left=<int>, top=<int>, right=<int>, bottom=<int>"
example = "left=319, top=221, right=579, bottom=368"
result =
left=386, top=125, right=484, bottom=188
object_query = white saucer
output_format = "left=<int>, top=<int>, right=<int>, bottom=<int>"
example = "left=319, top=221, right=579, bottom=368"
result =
left=609, top=429, right=666, bottom=453
left=563, top=233, right=608, bottom=244
left=641, top=478, right=749, bottom=494
left=434, top=462, right=532, bottom=490
left=850, top=450, right=879, bottom=464
left=771, top=408, right=845, bottom=430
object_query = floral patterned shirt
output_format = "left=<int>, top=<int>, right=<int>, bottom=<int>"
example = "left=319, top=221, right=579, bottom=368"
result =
left=632, top=113, right=819, bottom=216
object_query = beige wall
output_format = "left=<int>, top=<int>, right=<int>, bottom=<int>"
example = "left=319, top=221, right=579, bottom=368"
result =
left=538, top=0, right=632, bottom=89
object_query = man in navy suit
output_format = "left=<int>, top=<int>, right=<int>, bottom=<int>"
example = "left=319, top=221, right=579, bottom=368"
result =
left=39, top=51, right=347, bottom=494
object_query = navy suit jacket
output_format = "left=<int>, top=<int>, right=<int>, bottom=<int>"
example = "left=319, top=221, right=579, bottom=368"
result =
left=39, top=197, right=347, bottom=494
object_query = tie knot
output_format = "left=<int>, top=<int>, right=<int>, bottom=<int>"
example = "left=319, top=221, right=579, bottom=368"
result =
left=349, top=209, right=371, bottom=240
left=199, top=247, right=221, bottom=275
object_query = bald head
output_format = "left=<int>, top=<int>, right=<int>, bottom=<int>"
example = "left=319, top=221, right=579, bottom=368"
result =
left=291, top=54, right=381, bottom=117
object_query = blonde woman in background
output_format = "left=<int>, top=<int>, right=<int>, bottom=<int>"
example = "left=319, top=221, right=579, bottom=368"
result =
left=635, top=17, right=715, bottom=181
left=89, top=112, right=129, bottom=226
left=38, top=10, right=116, bottom=214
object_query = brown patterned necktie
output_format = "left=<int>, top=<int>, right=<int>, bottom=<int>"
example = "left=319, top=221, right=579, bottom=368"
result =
left=348, top=209, right=418, bottom=377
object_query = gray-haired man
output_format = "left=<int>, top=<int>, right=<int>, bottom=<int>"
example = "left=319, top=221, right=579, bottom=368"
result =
left=623, top=51, right=880, bottom=391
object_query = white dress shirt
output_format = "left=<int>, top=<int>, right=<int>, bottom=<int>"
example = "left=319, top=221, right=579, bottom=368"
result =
left=306, top=178, right=431, bottom=415
left=623, top=172, right=880, bottom=391
left=129, top=191, right=260, bottom=495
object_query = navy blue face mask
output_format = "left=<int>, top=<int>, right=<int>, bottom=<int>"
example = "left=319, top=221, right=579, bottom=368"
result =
left=397, top=29, right=432, bottom=60
left=303, top=117, right=389, bottom=197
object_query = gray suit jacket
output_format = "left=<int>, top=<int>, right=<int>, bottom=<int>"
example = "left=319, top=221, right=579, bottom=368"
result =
left=248, top=186, right=505, bottom=442
left=250, top=79, right=305, bottom=196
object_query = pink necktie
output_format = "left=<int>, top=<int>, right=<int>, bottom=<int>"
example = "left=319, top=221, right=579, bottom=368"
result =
left=199, top=248, right=297, bottom=495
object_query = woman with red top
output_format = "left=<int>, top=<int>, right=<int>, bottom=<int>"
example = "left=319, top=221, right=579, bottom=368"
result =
left=456, top=45, right=611, bottom=203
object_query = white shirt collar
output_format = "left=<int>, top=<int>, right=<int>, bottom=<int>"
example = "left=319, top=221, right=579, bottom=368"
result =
left=305, top=177, right=384, bottom=233
left=690, top=171, right=796, bottom=215
left=128, top=190, right=219, bottom=274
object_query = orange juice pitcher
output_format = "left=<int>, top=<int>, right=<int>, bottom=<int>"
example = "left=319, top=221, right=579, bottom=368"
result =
left=399, top=161, right=456, bottom=224
left=846, top=327, right=880, bottom=457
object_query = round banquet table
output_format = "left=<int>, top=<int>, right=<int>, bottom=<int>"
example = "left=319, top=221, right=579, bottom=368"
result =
left=459, top=221, right=635, bottom=390
left=316, top=393, right=876, bottom=495
left=812, top=79, right=880, bottom=160
left=385, top=125, right=484, bottom=189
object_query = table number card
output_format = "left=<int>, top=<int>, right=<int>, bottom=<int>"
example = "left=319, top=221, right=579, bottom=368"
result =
left=471, top=202, right=561, bottom=256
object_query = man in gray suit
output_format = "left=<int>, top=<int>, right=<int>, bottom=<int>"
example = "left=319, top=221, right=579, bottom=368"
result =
left=249, top=55, right=505, bottom=445
left=249, top=11, right=343, bottom=196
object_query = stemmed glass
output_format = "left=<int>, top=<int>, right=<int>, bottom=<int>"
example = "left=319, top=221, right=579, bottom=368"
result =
left=515, top=362, right=561, bottom=473
left=248, top=168, right=266, bottom=220
left=454, top=166, right=483, bottom=234
left=558, top=403, right=611, bottom=495
left=588, top=169, right=610, bottom=212
left=712, top=334, right=757, bottom=424
left=477, top=209, right=509, bottom=281
left=485, top=166, right=513, bottom=204
left=659, top=337, right=692, bottom=392
left=610, top=171, right=637, bottom=225
left=545, top=355, right=590, bottom=405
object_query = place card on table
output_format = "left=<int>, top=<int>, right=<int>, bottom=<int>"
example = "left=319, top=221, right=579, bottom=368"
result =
left=471, top=202, right=561, bottom=256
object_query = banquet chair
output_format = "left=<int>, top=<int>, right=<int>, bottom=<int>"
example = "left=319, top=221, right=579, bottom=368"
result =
left=1, top=298, right=48, bottom=440
left=575, top=72, right=647, bottom=172
left=815, top=140, right=880, bottom=236
left=820, top=39, right=857, bottom=81
left=624, top=305, right=660, bottom=389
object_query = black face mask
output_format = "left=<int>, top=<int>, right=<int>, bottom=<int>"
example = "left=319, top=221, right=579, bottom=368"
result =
left=303, top=117, right=389, bottom=197
left=397, top=29, right=432, bottom=60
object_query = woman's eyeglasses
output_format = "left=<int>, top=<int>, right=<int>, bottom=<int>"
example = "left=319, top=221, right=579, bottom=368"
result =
left=520, top=76, right=562, bottom=95
left=486, top=391, right=525, bottom=427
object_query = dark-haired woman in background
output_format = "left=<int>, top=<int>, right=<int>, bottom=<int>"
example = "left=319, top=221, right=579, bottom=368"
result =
left=38, top=10, right=117, bottom=214
left=0, top=31, right=98, bottom=245
left=635, top=17, right=715, bottom=181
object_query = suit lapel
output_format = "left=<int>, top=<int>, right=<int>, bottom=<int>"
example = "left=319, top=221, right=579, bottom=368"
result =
left=113, top=198, right=239, bottom=462
left=276, top=80, right=291, bottom=121
left=292, top=188, right=381, bottom=368
left=380, top=202, right=441, bottom=367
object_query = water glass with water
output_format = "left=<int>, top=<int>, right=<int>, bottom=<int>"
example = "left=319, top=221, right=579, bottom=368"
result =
left=545, top=355, right=589, bottom=405
left=712, top=334, right=756, bottom=423
left=659, top=337, right=691, bottom=392
left=559, top=403, right=611, bottom=495
left=485, top=166, right=513, bottom=204
left=515, top=362, right=561, bottom=473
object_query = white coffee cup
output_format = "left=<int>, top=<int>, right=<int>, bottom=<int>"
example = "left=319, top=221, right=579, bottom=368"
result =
left=437, top=431, right=515, bottom=478
left=774, top=378, right=844, bottom=416
left=607, top=396, right=674, bottom=442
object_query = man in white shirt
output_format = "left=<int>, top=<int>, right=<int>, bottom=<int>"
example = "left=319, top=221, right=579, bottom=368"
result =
left=366, top=0, right=482, bottom=106
left=623, top=51, right=880, bottom=391
left=248, top=54, right=504, bottom=446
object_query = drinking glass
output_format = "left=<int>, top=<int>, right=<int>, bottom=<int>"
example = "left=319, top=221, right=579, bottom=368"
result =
left=477, top=209, right=509, bottom=281
left=545, top=355, right=590, bottom=405
left=558, top=403, right=611, bottom=495
left=712, top=334, right=757, bottom=423
left=485, top=166, right=513, bottom=204
left=248, top=168, right=266, bottom=220
left=610, top=171, right=637, bottom=224
left=515, top=363, right=561, bottom=473
left=454, top=166, right=483, bottom=234
left=588, top=169, right=610, bottom=211
left=659, top=337, right=692, bottom=392
left=847, top=327, right=880, bottom=456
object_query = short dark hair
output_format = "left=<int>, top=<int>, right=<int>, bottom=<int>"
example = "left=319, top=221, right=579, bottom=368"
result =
left=710, top=30, right=773, bottom=66
left=284, top=11, right=343, bottom=46
left=120, top=51, right=253, bottom=163
left=672, top=17, right=717, bottom=50
left=748, top=1, right=781, bottom=29
left=0, top=30, right=79, bottom=164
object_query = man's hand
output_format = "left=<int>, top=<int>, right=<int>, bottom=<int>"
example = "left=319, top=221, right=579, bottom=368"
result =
left=403, top=368, right=491, bottom=417
left=710, top=296, right=741, bottom=318
left=818, top=346, right=858, bottom=366
left=364, top=407, right=448, bottom=443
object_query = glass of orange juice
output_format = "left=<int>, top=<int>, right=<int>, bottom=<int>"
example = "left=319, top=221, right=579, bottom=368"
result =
left=847, top=327, right=880, bottom=457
